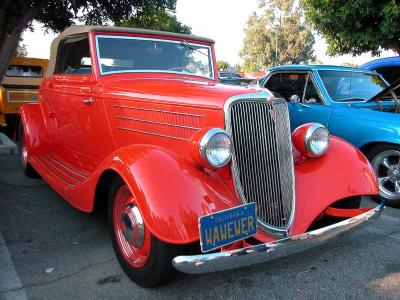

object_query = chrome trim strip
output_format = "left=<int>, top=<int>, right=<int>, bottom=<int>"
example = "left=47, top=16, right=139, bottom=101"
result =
left=113, top=105, right=204, bottom=118
left=36, top=156, right=75, bottom=187
left=47, top=154, right=88, bottom=179
left=41, top=155, right=81, bottom=183
left=116, top=116, right=200, bottom=130
left=173, top=204, right=384, bottom=274
left=223, top=92, right=296, bottom=237
left=46, top=154, right=87, bottom=180
left=117, top=127, right=189, bottom=141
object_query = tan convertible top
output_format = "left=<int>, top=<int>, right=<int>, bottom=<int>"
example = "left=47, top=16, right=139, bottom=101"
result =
left=46, top=25, right=215, bottom=78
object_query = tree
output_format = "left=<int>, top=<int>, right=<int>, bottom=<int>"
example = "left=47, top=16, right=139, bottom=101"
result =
left=341, top=62, right=359, bottom=68
left=240, top=0, right=315, bottom=70
left=15, top=42, right=27, bottom=57
left=303, top=0, right=400, bottom=56
left=233, top=63, right=242, bottom=72
left=216, top=60, right=230, bottom=71
left=117, top=9, right=191, bottom=34
left=0, top=0, right=177, bottom=82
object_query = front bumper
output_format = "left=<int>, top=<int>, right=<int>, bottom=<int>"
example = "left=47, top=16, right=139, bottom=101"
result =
left=173, top=203, right=383, bottom=274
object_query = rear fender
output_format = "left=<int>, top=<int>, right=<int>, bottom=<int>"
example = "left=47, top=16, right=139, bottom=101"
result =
left=19, top=103, right=49, bottom=157
left=91, top=145, right=240, bottom=245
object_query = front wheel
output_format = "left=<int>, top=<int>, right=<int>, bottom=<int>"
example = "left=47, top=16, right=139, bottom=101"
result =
left=108, top=178, right=185, bottom=287
left=367, top=144, right=400, bottom=207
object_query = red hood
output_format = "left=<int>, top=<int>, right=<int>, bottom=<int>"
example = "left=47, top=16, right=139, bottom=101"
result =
left=99, top=74, right=259, bottom=109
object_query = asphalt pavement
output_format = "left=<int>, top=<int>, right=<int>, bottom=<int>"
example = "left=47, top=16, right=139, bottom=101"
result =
left=0, top=153, right=400, bottom=300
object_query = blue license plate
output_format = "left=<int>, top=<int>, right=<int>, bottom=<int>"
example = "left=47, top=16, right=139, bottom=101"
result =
left=199, top=203, right=257, bottom=253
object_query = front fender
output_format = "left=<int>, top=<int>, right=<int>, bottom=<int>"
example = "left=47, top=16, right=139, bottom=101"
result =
left=291, top=136, right=379, bottom=235
left=94, top=145, right=241, bottom=245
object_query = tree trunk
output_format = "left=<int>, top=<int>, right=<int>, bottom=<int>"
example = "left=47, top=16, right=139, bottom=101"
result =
left=0, top=7, right=38, bottom=83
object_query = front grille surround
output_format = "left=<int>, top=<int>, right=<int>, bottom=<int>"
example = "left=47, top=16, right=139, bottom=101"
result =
left=224, top=93, right=295, bottom=236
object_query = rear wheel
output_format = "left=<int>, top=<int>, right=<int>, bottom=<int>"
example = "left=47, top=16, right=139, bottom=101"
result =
left=108, top=177, right=185, bottom=287
left=18, top=123, right=39, bottom=178
left=367, top=144, right=400, bottom=207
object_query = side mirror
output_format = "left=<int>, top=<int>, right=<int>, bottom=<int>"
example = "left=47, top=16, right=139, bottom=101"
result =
left=290, top=95, right=301, bottom=103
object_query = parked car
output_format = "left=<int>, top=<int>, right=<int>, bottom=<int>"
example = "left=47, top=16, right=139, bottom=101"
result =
left=218, top=70, right=254, bottom=86
left=20, top=27, right=382, bottom=287
left=361, top=56, right=400, bottom=95
left=259, top=65, right=400, bottom=205
left=0, top=57, right=48, bottom=137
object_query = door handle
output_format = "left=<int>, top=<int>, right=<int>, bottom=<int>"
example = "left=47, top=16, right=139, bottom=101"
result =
left=81, top=98, right=94, bottom=105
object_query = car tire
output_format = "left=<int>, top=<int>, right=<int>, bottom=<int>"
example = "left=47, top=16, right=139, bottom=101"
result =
left=108, top=177, right=187, bottom=287
left=18, top=122, right=39, bottom=178
left=367, top=144, right=400, bottom=207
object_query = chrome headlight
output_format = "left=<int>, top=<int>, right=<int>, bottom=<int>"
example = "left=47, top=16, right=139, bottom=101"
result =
left=199, top=128, right=232, bottom=168
left=304, top=123, right=330, bottom=157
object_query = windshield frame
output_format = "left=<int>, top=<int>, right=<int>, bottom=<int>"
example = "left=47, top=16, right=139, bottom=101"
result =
left=95, top=34, right=215, bottom=80
left=316, top=69, right=389, bottom=103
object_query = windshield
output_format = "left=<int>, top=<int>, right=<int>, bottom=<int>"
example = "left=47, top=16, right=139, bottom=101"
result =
left=95, top=35, right=214, bottom=79
left=318, top=70, right=388, bottom=102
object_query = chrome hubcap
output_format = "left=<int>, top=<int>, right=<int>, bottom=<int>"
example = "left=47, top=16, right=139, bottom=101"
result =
left=372, top=150, right=400, bottom=200
left=121, top=205, right=145, bottom=248
left=20, top=134, right=28, bottom=167
left=22, top=145, right=28, bottom=164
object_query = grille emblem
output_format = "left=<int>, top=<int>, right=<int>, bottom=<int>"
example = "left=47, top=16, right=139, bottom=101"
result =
left=268, top=109, right=276, bottom=121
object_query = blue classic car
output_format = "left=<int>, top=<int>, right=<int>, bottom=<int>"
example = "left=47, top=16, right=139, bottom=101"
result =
left=361, top=56, right=400, bottom=84
left=259, top=65, right=400, bottom=206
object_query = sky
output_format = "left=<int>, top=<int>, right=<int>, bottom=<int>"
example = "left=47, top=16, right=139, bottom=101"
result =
left=22, top=0, right=396, bottom=67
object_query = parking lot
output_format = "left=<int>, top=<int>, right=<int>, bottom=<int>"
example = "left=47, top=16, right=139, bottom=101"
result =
left=1, top=152, right=400, bottom=300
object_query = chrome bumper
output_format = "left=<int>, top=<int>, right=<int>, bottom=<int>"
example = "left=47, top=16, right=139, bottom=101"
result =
left=173, top=203, right=383, bottom=274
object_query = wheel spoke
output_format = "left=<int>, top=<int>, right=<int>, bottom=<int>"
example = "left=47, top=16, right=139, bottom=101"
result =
left=395, top=181, right=400, bottom=194
left=379, top=176, right=390, bottom=185
left=381, top=157, right=392, bottom=169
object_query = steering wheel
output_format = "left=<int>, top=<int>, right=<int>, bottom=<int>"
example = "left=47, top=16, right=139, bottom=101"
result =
left=168, top=67, right=192, bottom=73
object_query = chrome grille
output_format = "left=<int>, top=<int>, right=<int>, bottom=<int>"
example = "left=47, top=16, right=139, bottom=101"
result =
left=226, top=97, right=295, bottom=232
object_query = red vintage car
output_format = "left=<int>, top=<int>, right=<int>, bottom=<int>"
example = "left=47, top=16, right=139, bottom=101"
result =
left=19, top=26, right=383, bottom=287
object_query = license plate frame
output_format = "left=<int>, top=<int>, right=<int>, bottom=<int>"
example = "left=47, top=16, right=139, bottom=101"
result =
left=199, top=203, right=257, bottom=253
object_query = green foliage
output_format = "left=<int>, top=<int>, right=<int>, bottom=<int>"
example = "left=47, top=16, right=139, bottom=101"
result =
left=117, top=9, right=191, bottom=34
left=15, top=42, right=27, bottom=57
left=216, top=60, right=230, bottom=71
left=241, top=60, right=259, bottom=72
left=341, top=62, right=359, bottom=68
left=303, top=0, right=400, bottom=55
left=311, top=58, right=323, bottom=65
left=233, top=63, right=242, bottom=72
left=240, top=0, right=315, bottom=70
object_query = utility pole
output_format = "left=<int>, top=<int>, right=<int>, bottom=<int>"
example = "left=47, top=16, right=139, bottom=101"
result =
left=275, top=10, right=282, bottom=66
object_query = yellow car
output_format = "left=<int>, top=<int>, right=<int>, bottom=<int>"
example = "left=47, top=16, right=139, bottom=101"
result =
left=0, top=57, right=48, bottom=134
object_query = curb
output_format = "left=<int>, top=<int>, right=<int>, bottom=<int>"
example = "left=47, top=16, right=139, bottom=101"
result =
left=0, top=133, right=18, bottom=155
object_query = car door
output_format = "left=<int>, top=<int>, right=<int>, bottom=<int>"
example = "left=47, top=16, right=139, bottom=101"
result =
left=264, top=71, right=333, bottom=130
left=48, top=34, right=106, bottom=174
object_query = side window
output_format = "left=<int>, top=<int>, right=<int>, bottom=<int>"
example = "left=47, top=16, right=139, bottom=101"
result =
left=264, top=73, right=307, bottom=100
left=55, top=34, right=92, bottom=75
left=304, top=77, right=322, bottom=104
